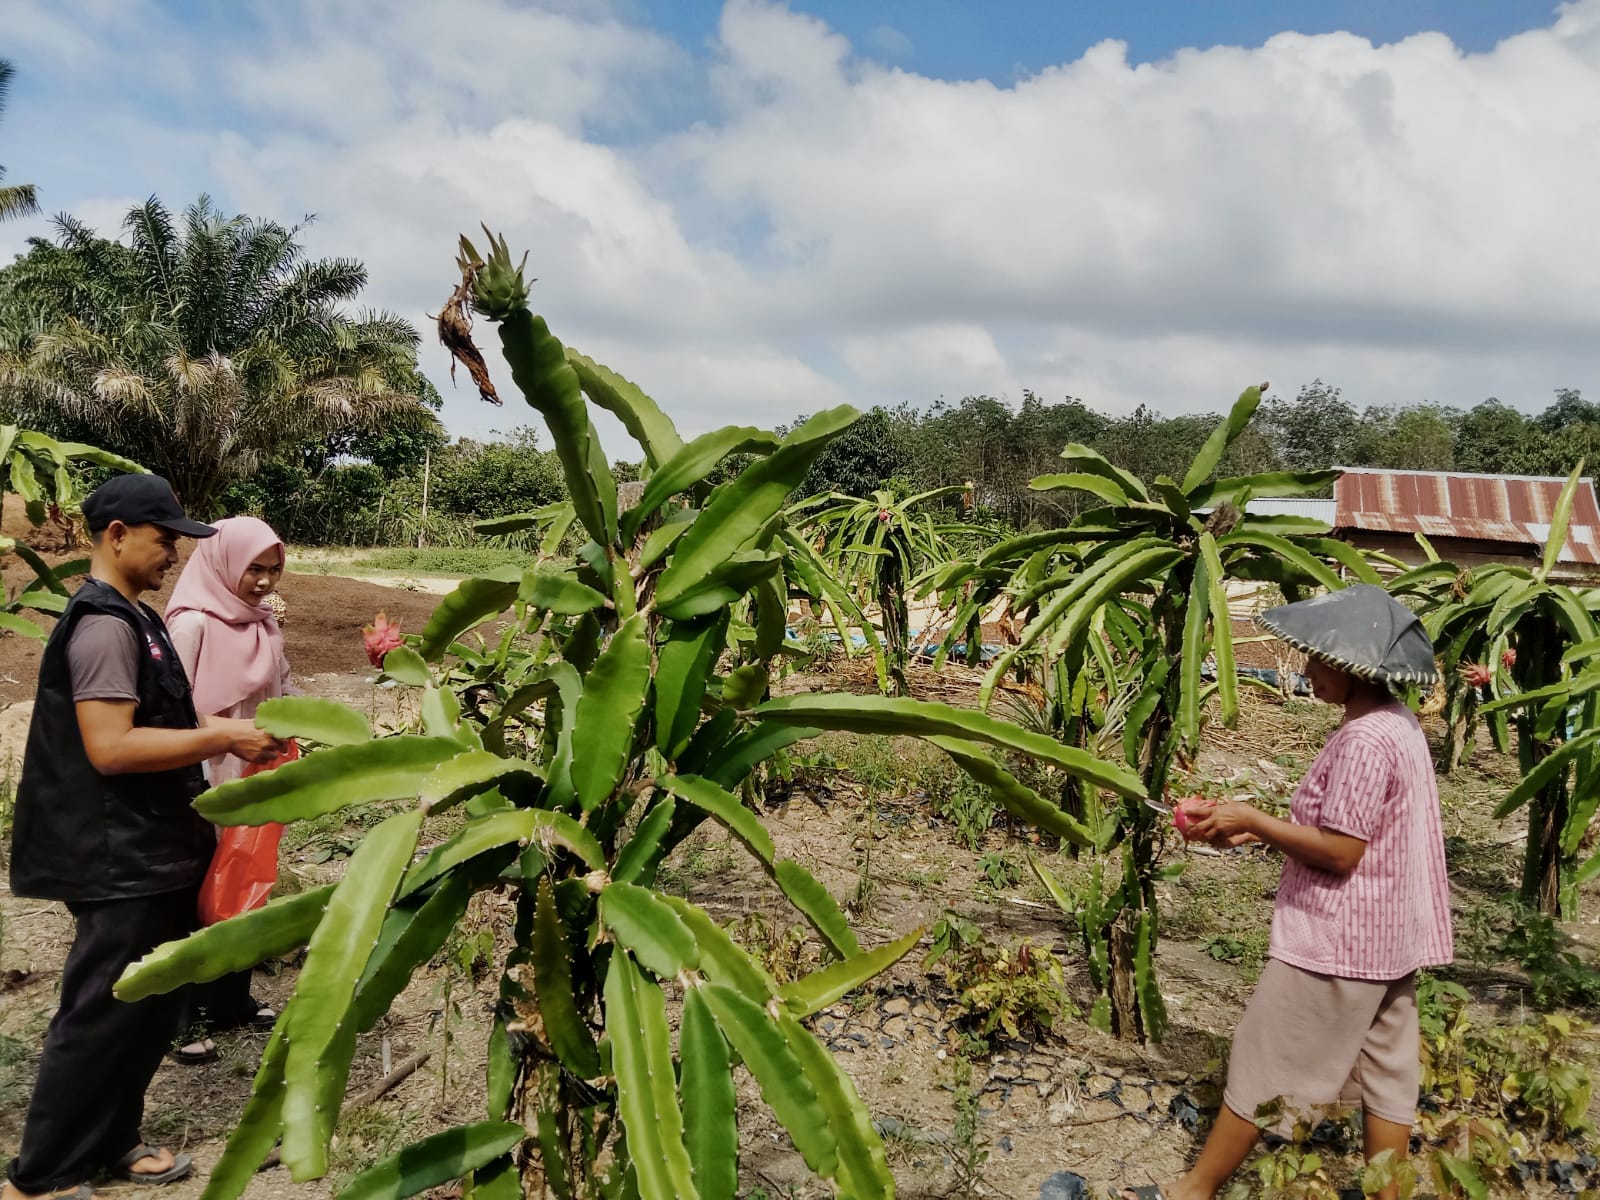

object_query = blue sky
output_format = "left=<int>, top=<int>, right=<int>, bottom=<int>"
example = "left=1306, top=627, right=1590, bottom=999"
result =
left=3, top=1, right=1596, bottom=452
left=637, top=1, right=1556, bottom=77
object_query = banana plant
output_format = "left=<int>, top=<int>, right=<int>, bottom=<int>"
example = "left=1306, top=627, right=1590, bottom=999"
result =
left=935, top=383, right=1364, bottom=1041
left=785, top=485, right=976, bottom=694
left=0, top=425, right=144, bottom=638
left=113, top=231, right=1146, bottom=1200
left=1407, top=463, right=1600, bottom=917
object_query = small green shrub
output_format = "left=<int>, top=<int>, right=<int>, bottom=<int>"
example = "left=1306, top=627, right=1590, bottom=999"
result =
left=1201, top=931, right=1269, bottom=970
left=327, top=1104, right=418, bottom=1195
left=930, top=768, right=996, bottom=851
left=1498, top=901, right=1600, bottom=1007
left=1415, top=972, right=1471, bottom=1039
left=923, top=910, right=1073, bottom=1042
left=727, top=912, right=818, bottom=986
left=976, top=851, right=1021, bottom=892
left=948, top=1055, right=989, bottom=1199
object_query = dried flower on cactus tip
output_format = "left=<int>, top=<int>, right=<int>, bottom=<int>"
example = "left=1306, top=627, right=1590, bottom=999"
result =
left=432, top=227, right=512, bottom=407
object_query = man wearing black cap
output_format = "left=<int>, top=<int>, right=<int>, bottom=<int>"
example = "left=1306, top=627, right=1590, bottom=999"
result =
left=4, top=474, right=284, bottom=1200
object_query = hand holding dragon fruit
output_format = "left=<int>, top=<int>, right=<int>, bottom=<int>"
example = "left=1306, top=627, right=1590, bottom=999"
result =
left=1172, top=794, right=1216, bottom=840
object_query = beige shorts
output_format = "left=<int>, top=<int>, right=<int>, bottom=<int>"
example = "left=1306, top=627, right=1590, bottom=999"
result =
left=1224, top=957, right=1419, bottom=1129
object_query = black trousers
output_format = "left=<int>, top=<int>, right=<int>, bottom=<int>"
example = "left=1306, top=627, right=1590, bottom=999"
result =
left=7, top=888, right=197, bottom=1193
left=184, top=968, right=255, bottom=1035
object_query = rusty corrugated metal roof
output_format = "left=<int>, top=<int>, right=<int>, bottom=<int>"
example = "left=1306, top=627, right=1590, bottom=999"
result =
left=1333, top=468, right=1600, bottom=564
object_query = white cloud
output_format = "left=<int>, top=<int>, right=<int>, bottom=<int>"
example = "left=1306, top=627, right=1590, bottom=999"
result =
left=4, top=0, right=164, bottom=71
left=842, top=325, right=1012, bottom=400
left=5, top=0, right=1600, bottom=457
left=226, top=0, right=683, bottom=137
left=679, top=7, right=1600, bottom=353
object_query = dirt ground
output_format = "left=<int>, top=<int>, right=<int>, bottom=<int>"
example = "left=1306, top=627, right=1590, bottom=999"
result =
left=0, top=497, right=443, bottom=707
left=0, top=504, right=1593, bottom=1199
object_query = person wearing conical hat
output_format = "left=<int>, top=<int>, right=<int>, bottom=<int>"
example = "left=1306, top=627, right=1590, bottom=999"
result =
left=1115, top=585, right=1453, bottom=1200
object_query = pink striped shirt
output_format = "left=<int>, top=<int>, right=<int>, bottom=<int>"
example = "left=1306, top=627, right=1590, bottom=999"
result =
left=1269, top=704, right=1453, bottom=981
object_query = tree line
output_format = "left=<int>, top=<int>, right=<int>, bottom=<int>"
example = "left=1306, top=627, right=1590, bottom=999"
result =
left=791, top=382, right=1598, bottom=530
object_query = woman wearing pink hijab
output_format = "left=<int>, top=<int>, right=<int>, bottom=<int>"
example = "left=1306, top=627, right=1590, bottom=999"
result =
left=165, top=517, right=295, bottom=1060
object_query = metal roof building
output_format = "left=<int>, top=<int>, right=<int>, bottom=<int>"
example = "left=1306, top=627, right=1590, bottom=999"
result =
left=1332, top=467, right=1600, bottom=573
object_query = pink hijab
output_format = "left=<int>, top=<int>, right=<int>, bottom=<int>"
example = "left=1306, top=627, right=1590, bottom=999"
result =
left=166, top=516, right=286, bottom=715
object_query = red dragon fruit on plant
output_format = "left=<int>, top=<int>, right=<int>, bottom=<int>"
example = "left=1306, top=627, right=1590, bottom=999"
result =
left=1462, top=662, right=1493, bottom=689
left=363, top=611, right=404, bottom=667
left=1502, top=648, right=1517, bottom=670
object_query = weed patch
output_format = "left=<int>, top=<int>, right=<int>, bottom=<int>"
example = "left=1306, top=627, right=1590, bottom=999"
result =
left=328, top=1103, right=418, bottom=1193
left=924, top=910, right=1075, bottom=1045
left=0, top=1032, right=29, bottom=1109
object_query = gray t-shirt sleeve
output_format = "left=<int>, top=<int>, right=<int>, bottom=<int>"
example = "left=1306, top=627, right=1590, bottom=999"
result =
left=66, top=614, right=141, bottom=702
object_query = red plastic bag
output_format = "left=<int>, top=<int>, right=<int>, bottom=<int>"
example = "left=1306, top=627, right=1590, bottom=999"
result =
left=198, top=739, right=298, bottom=925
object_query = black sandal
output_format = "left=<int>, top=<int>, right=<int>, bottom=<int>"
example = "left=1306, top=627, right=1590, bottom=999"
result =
left=109, top=1145, right=192, bottom=1186
left=169, top=1037, right=216, bottom=1065
left=1113, top=1187, right=1166, bottom=1200
left=245, top=996, right=277, bottom=1029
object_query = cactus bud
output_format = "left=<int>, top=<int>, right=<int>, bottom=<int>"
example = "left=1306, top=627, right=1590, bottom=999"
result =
left=467, top=226, right=531, bottom=321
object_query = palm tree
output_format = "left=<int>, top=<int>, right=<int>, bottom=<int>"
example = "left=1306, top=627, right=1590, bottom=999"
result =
left=0, top=60, right=40, bottom=221
left=0, top=195, right=438, bottom=512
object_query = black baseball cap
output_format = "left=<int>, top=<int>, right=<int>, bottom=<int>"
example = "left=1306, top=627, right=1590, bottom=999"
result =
left=81, top=474, right=217, bottom=538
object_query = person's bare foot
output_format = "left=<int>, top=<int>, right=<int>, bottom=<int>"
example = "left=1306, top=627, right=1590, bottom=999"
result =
left=172, top=1036, right=216, bottom=1064
left=2, top=1181, right=93, bottom=1199
left=111, top=1144, right=191, bottom=1185
left=125, top=1148, right=178, bottom=1178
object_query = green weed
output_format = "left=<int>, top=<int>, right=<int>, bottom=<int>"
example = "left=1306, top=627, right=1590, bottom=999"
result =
left=280, top=799, right=404, bottom=861
left=933, top=772, right=997, bottom=851
left=1223, top=1100, right=1345, bottom=1199
left=654, top=827, right=738, bottom=896
left=328, top=1104, right=417, bottom=1194
left=923, top=910, right=1074, bottom=1042
left=948, top=1056, right=989, bottom=1199
left=1497, top=901, right=1600, bottom=1007
left=976, top=851, right=1021, bottom=892
left=0, top=754, right=18, bottom=866
left=141, top=1103, right=201, bottom=1144
left=726, top=912, right=817, bottom=985
left=895, top=864, right=948, bottom=889
left=1451, top=894, right=1508, bottom=967
left=1201, top=931, right=1269, bottom=971
left=0, top=1032, right=29, bottom=1109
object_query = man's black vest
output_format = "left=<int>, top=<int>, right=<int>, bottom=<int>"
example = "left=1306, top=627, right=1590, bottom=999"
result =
left=11, top=578, right=215, bottom=902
